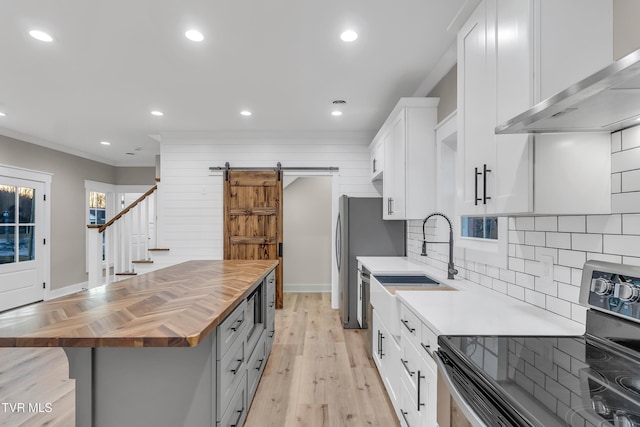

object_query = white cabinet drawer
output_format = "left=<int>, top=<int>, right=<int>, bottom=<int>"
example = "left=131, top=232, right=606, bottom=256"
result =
left=217, top=371, right=247, bottom=427
left=419, top=324, right=437, bottom=373
left=217, top=332, right=246, bottom=416
left=217, top=300, right=248, bottom=359
left=399, top=303, right=421, bottom=350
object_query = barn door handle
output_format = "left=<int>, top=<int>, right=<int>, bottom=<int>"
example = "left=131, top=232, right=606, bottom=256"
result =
left=278, top=243, right=283, bottom=257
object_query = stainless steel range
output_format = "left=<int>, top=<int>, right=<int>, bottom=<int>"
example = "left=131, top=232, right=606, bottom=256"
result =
left=436, top=261, right=640, bottom=426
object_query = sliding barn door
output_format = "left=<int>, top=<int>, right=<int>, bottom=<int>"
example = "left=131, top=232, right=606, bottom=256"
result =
left=224, top=170, right=283, bottom=309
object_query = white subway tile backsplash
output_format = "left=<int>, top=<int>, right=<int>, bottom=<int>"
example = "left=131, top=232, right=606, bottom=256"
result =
left=546, top=296, right=572, bottom=318
left=571, top=268, right=583, bottom=287
left=535, top=276, right=557, bottom=296
left=480, top=275, right=492, bottom=288
left=509, top=230, right=525, bottom=244
left=571, top=304, right=587, bottom=324
left=512, top=244, right=535, bottom=260
left=525, top=231, right=545, bottom=247
left=558, top=283, right=580, bottom=302
left=535, top=247, right=558, bottom=263
left=622, top=256, right=640, bottom=267
left=612, top=146, right=640, bottom=173
left=586, top=214, right=622, bottom=234
left=525, top=289, right=546, bottom=309
left=545, top=232, right=571, bottom=249
left=623, top=214, right=640, bottom=235
left=493, top=279, right=508, bottom=293
left=486, top=265, right=500, bottom=279
left=515, top=217, right=535, bottom=231
left=535, top=216, right=558, bottom=232
left=603, top=235, right=640, bottom=257
left=622, top=125, right=640, bottom=150
left=509, top=257, right=525, bottom=273
left=553, top=265, right=571, bottom=284
left=525, top=259, right=542, bottom=277
left=612, top=173, right=622, bottom=194
left=557, top=216, right=586, bottom=233
left=516, top=272, right=535, bottom=289
left=622, top=169, right=640, bottom=192
left=558, top=250, right=586, bottom=269
left=586, top=253, right=622, bottom=264
left=508, top=284, right=525, bottom=300
left=571, top=233, right=603, bottom=252
left=612, top=191, right=640, bottom=214
left=500, top=268, right=516, bottom=283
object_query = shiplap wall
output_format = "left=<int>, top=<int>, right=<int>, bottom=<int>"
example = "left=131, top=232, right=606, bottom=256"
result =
left=408, top=128, right=640, bottom=325
left=158, top=133, right=378, bottom=263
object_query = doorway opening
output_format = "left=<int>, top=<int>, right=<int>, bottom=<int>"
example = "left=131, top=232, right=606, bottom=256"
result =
left=283, top=176, right=332, bottom=293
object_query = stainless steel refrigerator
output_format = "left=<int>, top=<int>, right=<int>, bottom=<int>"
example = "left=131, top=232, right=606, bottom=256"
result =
left=336, top=196, right=406, bottom=329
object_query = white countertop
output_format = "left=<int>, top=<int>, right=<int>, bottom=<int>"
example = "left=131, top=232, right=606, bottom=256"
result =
left=357, top=256, right=585, bottom=337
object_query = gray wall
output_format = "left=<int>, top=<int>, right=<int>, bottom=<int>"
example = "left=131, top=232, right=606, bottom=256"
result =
left=283, top=177, right=332, bottom=290
left=427, top=65, right=457, bottom=123
left=614, top=0, right=640, bottom=59
left=0, top=135, right=154, bottom=290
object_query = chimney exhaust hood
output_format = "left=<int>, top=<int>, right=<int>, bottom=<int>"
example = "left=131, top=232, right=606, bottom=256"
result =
left=496, top=48, right=640, bottom=134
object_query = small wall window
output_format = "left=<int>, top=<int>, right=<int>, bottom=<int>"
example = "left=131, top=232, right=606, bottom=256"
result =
left=461, top=216, right=498, bottom=240
left=88, top=191, right=107, bottom=226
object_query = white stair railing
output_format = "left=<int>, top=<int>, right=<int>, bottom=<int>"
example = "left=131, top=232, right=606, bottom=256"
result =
left=87, top=185, right=158, bottom=288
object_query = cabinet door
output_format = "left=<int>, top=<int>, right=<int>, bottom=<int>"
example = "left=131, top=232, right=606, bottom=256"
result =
left=494, top=0, right=533, bottom=214
left=356, top=269, right=363, bottom=328
left=383, top=112, right=406, bottom=219
left=457, top=0, right=496, bottom=216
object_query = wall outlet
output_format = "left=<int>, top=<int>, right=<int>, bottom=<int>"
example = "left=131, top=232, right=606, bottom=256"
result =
left=539, top=254, right=554, bottom=282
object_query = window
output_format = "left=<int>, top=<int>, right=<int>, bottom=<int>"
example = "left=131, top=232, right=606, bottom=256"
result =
left=88, top=191, right=107, bottom=226
left=0, top=185, right=36, bottom=264
left=461, top=216, right=498, bottom=240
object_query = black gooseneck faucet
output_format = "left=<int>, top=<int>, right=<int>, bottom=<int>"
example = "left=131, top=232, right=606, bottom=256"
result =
left=422, top=212, right=458, bottom=279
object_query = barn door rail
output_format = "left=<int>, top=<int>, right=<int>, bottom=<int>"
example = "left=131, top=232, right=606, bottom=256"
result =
left=210, top=162, right=340, bottom=181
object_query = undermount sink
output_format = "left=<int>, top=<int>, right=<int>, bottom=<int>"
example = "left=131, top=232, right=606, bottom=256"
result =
left=373, top=274, right=441, bottom=286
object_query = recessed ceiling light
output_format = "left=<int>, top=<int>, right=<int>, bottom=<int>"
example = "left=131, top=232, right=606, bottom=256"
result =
left=100, top=141, right=111, bottom=146
left=29, top=30, right=53, bottom=42
left=331, top=111, right=343, bottom=117
left=151, top=110, right=164, bottom=116
left=240, top=110, right=252, bottom=116
left=185, top=29, right=204, bottom=42
left=0, top=112, right=6, bottom=117
left=340, top=30, right=358, bottom=42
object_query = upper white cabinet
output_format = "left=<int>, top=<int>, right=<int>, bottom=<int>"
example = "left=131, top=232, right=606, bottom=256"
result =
left=370, top=97, right=439, bottom=220
left=458, top=0, right=613, bottom=216
left=371, top=138, right=384, bottom=181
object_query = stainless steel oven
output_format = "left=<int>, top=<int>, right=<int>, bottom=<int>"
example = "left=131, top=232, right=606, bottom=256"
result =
left=435, top=261, right=640, bottom=427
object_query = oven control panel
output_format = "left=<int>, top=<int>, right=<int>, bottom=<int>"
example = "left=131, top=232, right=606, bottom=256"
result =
left=581, top=260, right=640, bottom=322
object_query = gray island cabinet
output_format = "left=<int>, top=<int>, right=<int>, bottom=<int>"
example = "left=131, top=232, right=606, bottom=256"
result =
left=0, top=260, right=277, bottom=427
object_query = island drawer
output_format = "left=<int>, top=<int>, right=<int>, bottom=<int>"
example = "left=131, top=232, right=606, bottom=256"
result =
left=217, top=331, right=246, bottom=416
left=247, top=330, right=267, bottom=401
left=218, top=300, right=248, bottom=359
left=217, top=371, right=247, bottom=427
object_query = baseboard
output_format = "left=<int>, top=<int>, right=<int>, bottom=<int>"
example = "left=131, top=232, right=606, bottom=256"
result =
left=283, top=283, right=331, bottom=293
left=45, top=281, right=87, bottom=300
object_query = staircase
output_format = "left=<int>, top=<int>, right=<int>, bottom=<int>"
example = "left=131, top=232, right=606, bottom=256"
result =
left=86, top=184, right=172, bottom=288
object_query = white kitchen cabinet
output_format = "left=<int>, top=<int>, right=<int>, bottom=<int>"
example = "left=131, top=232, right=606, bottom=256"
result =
left=398, top=302, right=438, bottom=427
left=372, top=308, right=401, bottom=420
left=370, top=138, right=384, bottom=181
left=371, top=97, right=438, bottom=220
left=458, top=0, right=613, bottom=216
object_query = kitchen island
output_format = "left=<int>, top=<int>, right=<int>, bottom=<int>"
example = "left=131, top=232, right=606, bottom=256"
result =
left=0, top=259, right=278, bottom=427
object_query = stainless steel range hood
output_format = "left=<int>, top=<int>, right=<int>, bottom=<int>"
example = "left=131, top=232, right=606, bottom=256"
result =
left=496, top=48, right=640, bottom=134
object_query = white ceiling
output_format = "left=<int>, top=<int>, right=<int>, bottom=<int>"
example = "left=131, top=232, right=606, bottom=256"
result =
left=0, top=0, right=467, bottom=166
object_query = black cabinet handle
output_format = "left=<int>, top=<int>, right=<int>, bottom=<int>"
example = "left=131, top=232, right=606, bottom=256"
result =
left=229, top=318, right=244, bottom=332
left=475, top=167, right=482, bottom=205
left=401, top=319, right=415, bottom=333
left=255, top=358, right=265, bottom=371
left=268, top=330, right=275, bottom=338
left=230, top=358, right=244, bottom=375
left=401, top=410, right=411, bottom=427
left=417, top=370, right=425, bottom=411
left=401, top=358, right=415, bottom=377
left=483, top=164, right=492, bottom=204
left=373, top=158, right=377, bottom=173
left=421, top=342, right=434, bottom=358
left=230, top=408, right=245, bottom=427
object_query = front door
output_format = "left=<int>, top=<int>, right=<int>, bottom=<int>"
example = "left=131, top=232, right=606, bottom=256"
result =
left=0, top=177, right=46, bottom=312
left=223, top=170, right=283, bottom=309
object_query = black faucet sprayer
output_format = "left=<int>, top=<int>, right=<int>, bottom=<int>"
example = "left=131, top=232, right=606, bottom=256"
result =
left=421, top=212, right=458, bottom=279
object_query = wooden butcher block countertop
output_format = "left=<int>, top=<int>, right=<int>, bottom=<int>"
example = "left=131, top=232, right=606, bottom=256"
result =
left=0, top=260, right=278, bottom=348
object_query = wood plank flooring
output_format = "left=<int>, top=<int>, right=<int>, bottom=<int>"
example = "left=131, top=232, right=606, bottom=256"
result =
left=245, top=293, right=399, bottom=427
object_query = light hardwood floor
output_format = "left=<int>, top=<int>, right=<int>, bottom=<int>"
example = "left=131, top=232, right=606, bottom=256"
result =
left=245, top=293, right=399, bottom=427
